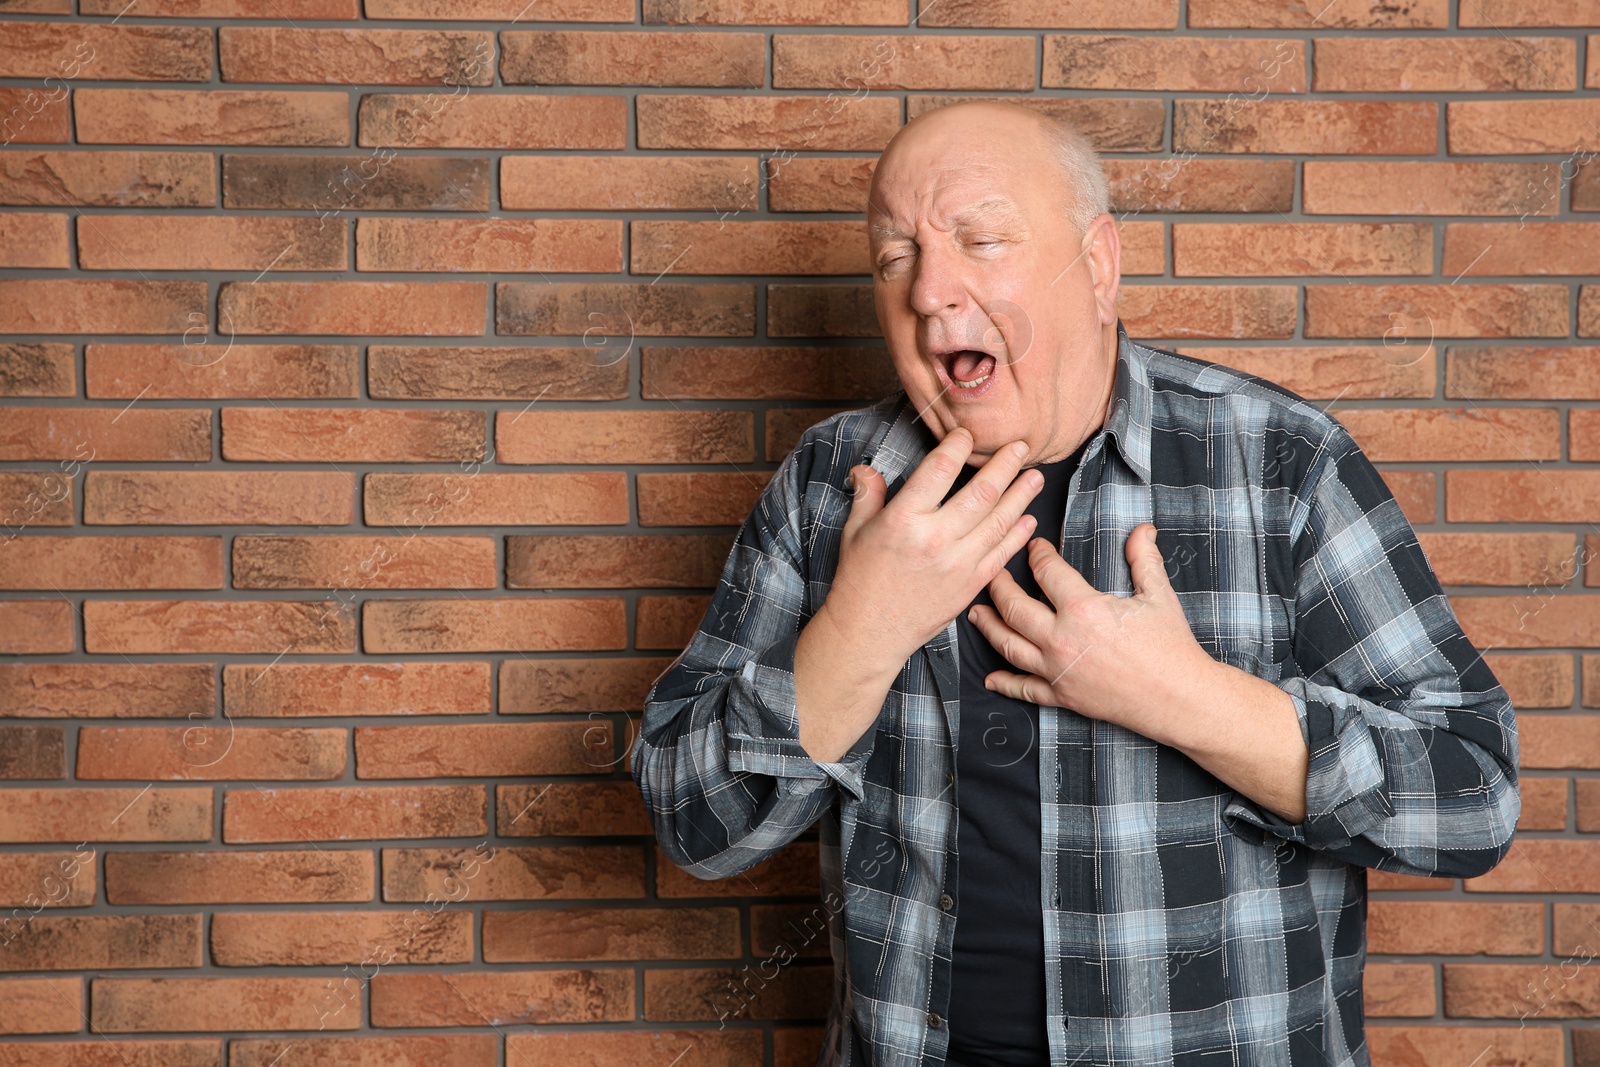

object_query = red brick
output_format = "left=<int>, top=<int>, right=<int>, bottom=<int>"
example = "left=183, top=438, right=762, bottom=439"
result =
left=483, top=906, right=737, bottom=961
left=645, top=963, right=830, bottom=1021
left=381, top=845, right=645, bottom=901
left=1382, top=469, right=1436, bottom=525
left=220, top=407, right=485, bottom=463
left=76, top=89, right=347, bottom=145
left=0, top=978, right=83, bottom=1034
left=371, top=969, right=632, bottom=1026
left=1198, top=346, right=1434, bottom=399
left=768, top=156, right=876, bottom=212
left=85, top=0, right=357, bottom=12
left=1173, top=222, right=1430, bottom=277
left=1455, top=595, right=1600, bottom=651
left=1466, top=839, right=1600, bottom=892
left=498, top=657, right=676, bottom=714
left=83, top=599, right=356, bottom=655
left=85, top=344, right=358, bottom=400
left=357, top=94, right=624, bottom=149
left=1444, top=963, right=1600, bottom=1018
left=219, top=27, right=492, bottom=85
left=1488, top=653, right=1579, bottom=708
left=1116, top=284, right=1298, bottom=338
left=232, top=535, right=497, bottom=589
left=0, top=279, right=206, bottom=334
left=1522, top=715, right=1600, bottom=769
left=917, top=0, right=1177, bottom=26
left=1364, top=963, right=1436, bottom=1016
left=1369, top=901, right=1543, bottom=955
left=642, top=345, right=896, bottom=400
left=1417, top=532, right=1579, bottom=587
left=211, top=910, right=472, bottom=966
left=1314, top=36, right=1575, bottom=91
left=908, top=95, right=1165, bottom=152
left=0, top=149, right=214, bottom=207
left=0, top=787, right=211, bottom=843
left=508, top=1031, right=760, bottom=1067
left=93, top=976, right=359, bottom=1031
left=1107, top=159, right=1295, bottom=213
left=0, top=342, right=74, bottom=396
left=767, top=284, right=877, bottom=337
left=1304, top=161, right=1561, bottom=216
left=496, top=410, right=754, bottom=465
left=0, top=725, right=64, bottom=779
left=0, top=850, right=97, bottom=908
left=361, top=597, right=626, bottom=653
left=1445, top=223, right=1600, bottom=277
left=775, top=34, right=1033, bottom=91
left=356, top=217, right=621, bottom=273
left=363, top=472, right=629, bottom=526
left=370, top=346, right=627, bottom=400
left=637, top=471, right=772, bottom=526
left=1305, top=283, right=1569, bottom=338
left=1568, top=411, right=1600, bottom=460
left=644, top=0, right=902, bottom=22
left=0, top=914, right=200, bottom=971
left=766, top=406, right=851, bottom=459
left=1554, top=904, right=1600, bottom=954
left=0, top=23, right=212, bottom=80
left=1448, top=470, right=1600, bottom=524
left=0, top=211, right=68, bottom=268
left=224, top=661, right=490, bottom=718
left=1447, top=346, right=1600, bottom=399
left=107, top=850, right=372, bottom=904
left=76, top=726, right=347, bottom=781
left=1449, top=101, right=1600, bottom=154
left=1046, top=35, right=1303, bottom=91
left=637, top=95, right=901, bottom=150
left=367, top=0, right=628, bottom=16
left=78, top=215, right=344, bottom=271
left=230, top=1035, right=495, bottom=1067
left=507, top=533, right=734, bottom=589
left=355, top=722, right=608, bottom=778
left=84, top=471, right=355, bottom=526
left=223, top=785, right=485, bottom=843
left=502, top=30, right=762, bottom=87
left=0, top=406, right=208, bottom=462
left=224, top=152, right=488, bottom=214
left=496, top=782, right=651, bottom=836
left=0, top=87, right=71, bottom=144
left=632, top=220, right=868, bottom=276
left=1366, top=1027, right=1563, bottom=1067
left=1522, top=776, right=1570, bottom=831
left=1459, top=0, right=1600, bottom=24
left=636, top=595, right=708, bottom=649
left=1191, top=0, right=1446, bottom=23
left=0, top=535, right=222, bottom=591
left=1334, top=407, right=1559, bottom=462
left=496, top=281, right=755, bottom=337
left=218, top=280, right=486, bottom=336
left=1174, top=100, right=1437, bottom=154
left=0, top=663, right=213, bottom=718
left=502, top=155, right=757, bottom=211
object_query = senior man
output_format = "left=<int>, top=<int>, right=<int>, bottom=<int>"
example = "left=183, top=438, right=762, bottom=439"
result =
left=630, top=100, right=1520, bottom=1067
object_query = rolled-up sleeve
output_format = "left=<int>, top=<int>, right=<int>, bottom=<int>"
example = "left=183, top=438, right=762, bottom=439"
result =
left=1223, top=427, right=1521, bottom=879
left=630, top=439, right=880, bottom=882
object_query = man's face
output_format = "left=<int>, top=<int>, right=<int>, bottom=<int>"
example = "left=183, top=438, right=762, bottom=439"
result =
left=868, top=106, right=1122, bottom=467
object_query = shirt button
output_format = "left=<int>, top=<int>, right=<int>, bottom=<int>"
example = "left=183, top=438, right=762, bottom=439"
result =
left=939, top=892, right=953, bottom=911
left=928, top=1012, right=943, bottom=1029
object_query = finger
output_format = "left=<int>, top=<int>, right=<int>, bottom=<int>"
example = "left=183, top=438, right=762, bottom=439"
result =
left=890, top=424, right=978, bottom=514
left=1026, top=537, right=1096, bottom=612
left=975, top=509, right=1039, bottom=583
left=967, top=602, right=1049, bottom=678
left=841, top=463, right=886, bottom=537
left=938, top=438, right=1039, bottom=541
left=985, top=561, right=1058, bottom=645
left=981, top=668, right=1055, bottom=706
left=1125, top=522, right=1173, bottom=601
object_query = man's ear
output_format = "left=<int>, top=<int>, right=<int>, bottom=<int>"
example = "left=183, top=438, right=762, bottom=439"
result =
left=1082, top=213, right=1122, bottom=326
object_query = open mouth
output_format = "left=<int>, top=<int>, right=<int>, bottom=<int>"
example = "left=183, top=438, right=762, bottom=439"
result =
left=938, top=349, right=998, bottom=390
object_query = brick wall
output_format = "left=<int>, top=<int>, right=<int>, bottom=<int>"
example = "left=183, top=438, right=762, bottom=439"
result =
left=0, top=0, right=1597, bottom=1064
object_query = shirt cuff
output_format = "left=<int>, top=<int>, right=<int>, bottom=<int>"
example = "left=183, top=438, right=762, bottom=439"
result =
left=1222, top=677, right=1395, bottom=852
left=723, top=629, right=879, bottom=804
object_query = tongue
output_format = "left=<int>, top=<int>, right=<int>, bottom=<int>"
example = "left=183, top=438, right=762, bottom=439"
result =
left=951, top=351, right=996, bottom=382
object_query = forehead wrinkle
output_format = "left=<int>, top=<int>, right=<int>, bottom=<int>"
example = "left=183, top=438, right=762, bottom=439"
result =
left=869, top=181, right=1025, bottom=246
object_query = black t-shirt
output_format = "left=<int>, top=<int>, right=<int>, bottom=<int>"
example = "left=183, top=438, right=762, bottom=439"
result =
left=941, top=437, right=1089, bottom=1067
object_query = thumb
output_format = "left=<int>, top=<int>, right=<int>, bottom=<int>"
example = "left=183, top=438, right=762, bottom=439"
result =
left=843, top=463, right=886, bottom=531
left=1126, top=522, right=1172, bottom=599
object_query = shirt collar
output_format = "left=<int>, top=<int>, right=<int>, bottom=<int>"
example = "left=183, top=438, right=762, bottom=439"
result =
left=863, top=318, right=1153, bottom=490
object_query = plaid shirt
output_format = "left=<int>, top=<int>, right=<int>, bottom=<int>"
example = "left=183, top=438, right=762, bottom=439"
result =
left=631, top=319, right=1521, bottom=1067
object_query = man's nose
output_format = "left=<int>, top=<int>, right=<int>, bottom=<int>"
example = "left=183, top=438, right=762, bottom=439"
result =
left=907, top=243, right=968, bottom=319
